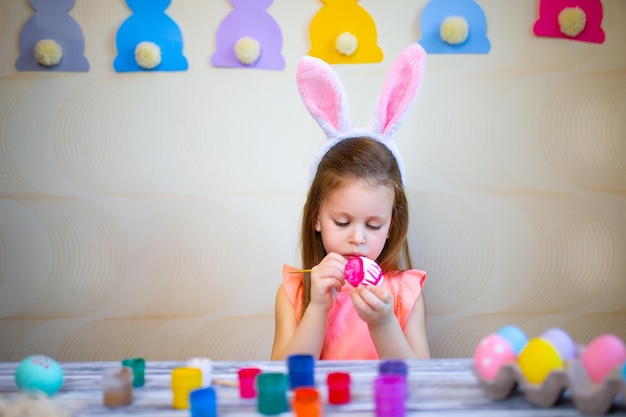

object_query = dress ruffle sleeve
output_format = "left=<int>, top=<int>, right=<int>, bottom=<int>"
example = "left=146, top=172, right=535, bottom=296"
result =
left=392, top=269, right=426, bottom=328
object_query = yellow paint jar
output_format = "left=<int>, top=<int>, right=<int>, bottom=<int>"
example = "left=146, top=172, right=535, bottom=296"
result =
left=171, top=367, right=202, bottom=409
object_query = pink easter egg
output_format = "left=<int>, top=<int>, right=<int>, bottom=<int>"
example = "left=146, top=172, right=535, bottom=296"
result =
left=473, top=333, right=516, bottom=382
left=581, top=334, right=626, bottom=384
left=344, top=256, right=383, bottom=287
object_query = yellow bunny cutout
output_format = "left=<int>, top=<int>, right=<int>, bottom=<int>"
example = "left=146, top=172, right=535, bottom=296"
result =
left=308, top=0, right=383, bottom=64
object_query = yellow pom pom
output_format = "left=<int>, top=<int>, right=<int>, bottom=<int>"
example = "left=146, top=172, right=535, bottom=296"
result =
left=234, top=37, right=261, bottom=65
left=336, top=32, right=358, bottom=56
left=440, top=16, right=469, bottom=45
left=34, top=39, right=63, bottom=67
left=558, top=6, right=586, bottom=37
left=135, top=41, right=162, bottom=70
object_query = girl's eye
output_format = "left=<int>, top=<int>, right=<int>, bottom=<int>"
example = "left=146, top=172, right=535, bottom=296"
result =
left=367, top=224, right=383, bottom=230
left=334, top=221, right=349, bottom=227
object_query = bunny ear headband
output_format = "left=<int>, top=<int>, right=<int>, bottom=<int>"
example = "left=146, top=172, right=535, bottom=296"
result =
left=296, top=43, right=427, bottom=185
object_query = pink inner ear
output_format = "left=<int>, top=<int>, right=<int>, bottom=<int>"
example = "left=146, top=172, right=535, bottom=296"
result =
left=376, top=44, right=426, bottom=135
left=297, top=59, right=342, bottom=131
left=378, top=60, right=419, bottom=133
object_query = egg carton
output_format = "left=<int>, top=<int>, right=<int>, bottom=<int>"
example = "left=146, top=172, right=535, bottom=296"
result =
left=473, top=359, right=626, bottom=415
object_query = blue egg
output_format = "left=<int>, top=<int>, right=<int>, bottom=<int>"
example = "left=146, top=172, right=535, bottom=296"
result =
left=15, top=355, right=64, bottom=395
left=496, top=325, right=528, bottom=355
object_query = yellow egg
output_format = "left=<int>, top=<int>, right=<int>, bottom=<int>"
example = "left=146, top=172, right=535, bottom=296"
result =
left=518, top=337, right=563, bottom=384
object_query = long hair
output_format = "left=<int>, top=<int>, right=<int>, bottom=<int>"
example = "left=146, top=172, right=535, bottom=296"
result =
left=299, top=137, right=412, bottom=316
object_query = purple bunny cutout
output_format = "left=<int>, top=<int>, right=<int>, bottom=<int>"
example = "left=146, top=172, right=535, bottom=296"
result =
left=212, top=0, right=285, bottom=70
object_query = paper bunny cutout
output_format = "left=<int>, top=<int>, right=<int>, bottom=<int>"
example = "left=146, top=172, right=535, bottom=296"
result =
left=16, top=0, right=89, bottom=72
left=211, top=0, right=285, bottom=70
left=308, top=0, right=383, bottom=64
left=113, top=0, right=188, bottom=72
left=296, top=43, right=427, bottom=184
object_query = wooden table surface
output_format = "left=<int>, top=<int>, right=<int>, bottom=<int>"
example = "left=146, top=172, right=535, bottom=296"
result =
left=0, top=359, right=624, bottom=416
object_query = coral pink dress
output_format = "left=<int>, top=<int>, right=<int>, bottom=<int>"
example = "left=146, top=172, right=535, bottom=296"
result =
left=281, top=265, right=426, bottom=360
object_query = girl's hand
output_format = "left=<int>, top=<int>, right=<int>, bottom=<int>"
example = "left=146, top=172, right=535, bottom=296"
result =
left=350, top=285, right=395, bottom=326
left=309, top=253, right=347, bottom=311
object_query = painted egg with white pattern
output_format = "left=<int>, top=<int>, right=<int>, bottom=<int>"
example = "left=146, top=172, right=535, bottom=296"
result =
left=473, top=333, right=516, bottom=382
left=344, top=256, right=383, bottom=287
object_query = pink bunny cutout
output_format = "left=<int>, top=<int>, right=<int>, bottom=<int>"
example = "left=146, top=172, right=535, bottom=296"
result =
left=296, top=43, right=427, bottom=184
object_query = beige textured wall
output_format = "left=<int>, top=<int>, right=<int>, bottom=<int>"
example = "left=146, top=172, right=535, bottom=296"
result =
left=0, top=0, right=624, bottom=361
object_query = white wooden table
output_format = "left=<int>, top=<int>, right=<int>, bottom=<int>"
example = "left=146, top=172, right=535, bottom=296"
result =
left=0, top=359, right=623, bottom=416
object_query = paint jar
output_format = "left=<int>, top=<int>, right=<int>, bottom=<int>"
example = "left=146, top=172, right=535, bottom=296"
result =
left=257, top=372, right=288, bottom=415
left=121, top=357, right=145, bottom=387
left=190, top=386, right=217, bottom=417
left=374, top=374, right=406, bottom=417
left=327, top=371, right=351, bottom=404
left=171, top=367, right=202, bottom=409
left=379, top=359, right=408, bottom=378
left=287, top=354, right=315, bottom=389
left=293, top=387, right=322, bottom=417
left=102, top=367, right=133, bottom=407
left=238, top=367, right=262, bottom=398
left=187, top=357, right=213, bottom=387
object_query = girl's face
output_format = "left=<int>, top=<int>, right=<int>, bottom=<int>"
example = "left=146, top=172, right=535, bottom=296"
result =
left=315, top=179, right=394, bottom=262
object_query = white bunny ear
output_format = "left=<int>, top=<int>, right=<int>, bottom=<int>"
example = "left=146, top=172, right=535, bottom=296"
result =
left=370, top=43, right=427, bottom=139
left=296, top=55, right=352, bottom=139
left=297, top=44, right=428, bottom=186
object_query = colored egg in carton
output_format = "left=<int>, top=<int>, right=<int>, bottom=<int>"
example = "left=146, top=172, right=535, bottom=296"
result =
left=473, top=326, right=626, bottom=415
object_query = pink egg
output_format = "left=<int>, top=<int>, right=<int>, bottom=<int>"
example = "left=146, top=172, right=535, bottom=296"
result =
left=344, top=256, right=383, bottom=287
left=473, top=333, right=516, bottom=382
left=581, top=334, right=626, bottom=384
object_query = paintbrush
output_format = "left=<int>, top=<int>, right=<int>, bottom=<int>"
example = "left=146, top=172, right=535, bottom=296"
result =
left=212, top=378, right=238, bottom=387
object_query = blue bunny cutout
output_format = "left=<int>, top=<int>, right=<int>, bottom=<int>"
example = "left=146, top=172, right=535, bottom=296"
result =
left=114, top=0, right=188, bottom=72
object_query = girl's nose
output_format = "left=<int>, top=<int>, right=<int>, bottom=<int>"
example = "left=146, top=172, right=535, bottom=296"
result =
left=349, top=226, right=366, bottom=245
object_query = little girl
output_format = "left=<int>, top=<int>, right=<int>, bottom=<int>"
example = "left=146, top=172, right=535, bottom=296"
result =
left=271, top=44, right=430, bottom=360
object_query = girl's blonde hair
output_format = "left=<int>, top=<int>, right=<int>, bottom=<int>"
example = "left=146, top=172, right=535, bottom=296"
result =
left=299, top=137, right=412, bottom=315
